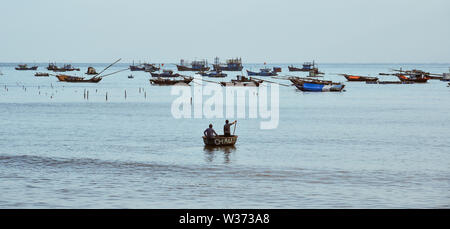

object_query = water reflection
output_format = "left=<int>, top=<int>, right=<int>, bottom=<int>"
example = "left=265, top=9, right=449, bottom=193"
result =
left=203, top=146, right=236, bottom=164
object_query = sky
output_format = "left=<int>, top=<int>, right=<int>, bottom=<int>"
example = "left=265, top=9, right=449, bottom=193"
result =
left=0, top=0, right=449, bottom=63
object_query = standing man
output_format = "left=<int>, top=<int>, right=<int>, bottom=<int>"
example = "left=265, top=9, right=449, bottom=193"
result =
left=223, top=120, right=237, bottom=137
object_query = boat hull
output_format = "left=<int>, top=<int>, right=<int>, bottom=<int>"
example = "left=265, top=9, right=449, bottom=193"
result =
left=212, top=65, right=243, bottom=71
left=56, top=75, right=102, bottom=83
left=177, top=65, right=210, bottom=72
left=344, top=75, right=378, bottom=82
left=246, top=70, right=277, bottom=76
left=16, top=66, right=38, bottom=70
left=203, top=135, right=238, bottom=146
left=149, top=78, right=193, bottom=85
left=295, top=83, right=345, bottom=92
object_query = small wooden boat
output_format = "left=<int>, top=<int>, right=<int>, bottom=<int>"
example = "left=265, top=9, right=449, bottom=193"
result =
left=199, top=70, right=227, bottom=78
left=150, top=70, right=181, bottom=77
left=177, top=59, right=210, bottom=71
left=396, top=74, right=428, bottom=83
left=56, top=74, right=102, bottom=83
left=290, top=77, right=345, bottom=92
left=86, top=67, right=98, bottom=75
left=219, top=76, right=263, bottom=87
left=15, top=64, right=38, bottom=70
left=34, top=72, right=49, bottom=77
left=246, top=68, right=277, bottom=76
left=288, top=61, right=323, bottom=74
left=273, top=67, right=282, bottom=72
left=128, top=75, right=134, bottom=79
left=203, top=135, right=238, bottom=146
left=149, top=77, right=193, bottom=85
left=54, top=59, right=123, bottom=83
left=49, top=64, right=80, bottom=72
left=339, top=74, right=378, bottom=82
left=212, top=57, right=243, bottom=71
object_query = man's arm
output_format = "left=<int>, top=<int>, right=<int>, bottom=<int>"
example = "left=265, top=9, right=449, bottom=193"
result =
left=204, top=129, right=207, bottom=136
left=213, top=130, right=218, bottom=136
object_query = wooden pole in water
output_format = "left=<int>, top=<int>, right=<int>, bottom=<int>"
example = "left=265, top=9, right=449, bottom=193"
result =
left=125, top=90, right=127, bottom=99
left=106, top=92, right=108, bottom=101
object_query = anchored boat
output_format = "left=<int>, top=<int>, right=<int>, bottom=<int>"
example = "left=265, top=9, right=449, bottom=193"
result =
left=247, top=68, right=277, bottom=76
left=199, top=70, right=227, bottom=78
left=290, top=77, right=345, bottom=92
left=203, top=135, right=238, bottom=146
left=150, top=70, right=181, bottom=77
left=149, top=77, right=193, bottom=85
left=86, top=67, right=98, bottom=75
left=288, top=61, right=323, bottom=74
left=219, top=76, right=263, bottom=87
left=47, top=63, right=80, bottom=72
left=212, top=57, right=243, bottom=71
left=53, top=59, right=124, bottom=83
left=15, top=64, right=38, bottom=70
left=34, top=72, right=49, bottom=77
left=338, top=74, right=378, bottom=82
left=177, top=59, right=210, bottom=71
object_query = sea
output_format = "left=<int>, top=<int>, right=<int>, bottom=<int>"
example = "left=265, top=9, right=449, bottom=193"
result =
left=0, top=62, right=449, bottom=208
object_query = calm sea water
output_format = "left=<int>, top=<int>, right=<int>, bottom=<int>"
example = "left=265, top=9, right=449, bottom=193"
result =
left=0, top=62, right=449, bottom=208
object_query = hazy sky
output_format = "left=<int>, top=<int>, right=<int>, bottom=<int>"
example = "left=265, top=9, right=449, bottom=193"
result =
left=1, top=0, right=449, bottom=63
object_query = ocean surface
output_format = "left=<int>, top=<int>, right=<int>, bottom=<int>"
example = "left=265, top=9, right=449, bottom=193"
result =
left=0, top=62, right=449, bottom=208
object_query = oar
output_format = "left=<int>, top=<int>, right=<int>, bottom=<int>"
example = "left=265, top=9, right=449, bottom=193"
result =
left=93, top=58, right=122, bottom=77
left=233, top=121, right=237, bottom=135
left=97, top=68, right=129, bottom=78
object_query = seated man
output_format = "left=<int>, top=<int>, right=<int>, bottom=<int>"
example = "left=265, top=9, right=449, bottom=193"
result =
left=223, top=120, right=237, bottom=137
left=204, top=124, right=218, bottom=139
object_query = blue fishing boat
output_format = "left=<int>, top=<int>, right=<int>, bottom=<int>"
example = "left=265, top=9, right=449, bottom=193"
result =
left=246, top=68, right=277, bottom=76
left=289, top=77, right=345, bottom=92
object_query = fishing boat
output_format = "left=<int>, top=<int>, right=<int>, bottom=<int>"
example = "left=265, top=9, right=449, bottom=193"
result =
left=289, top=77, right=345, bottom=92
left=54, top=59, right=124, bottom=83
left=129, top=62, right=145, bottom=71
left=199, top=70, right=227, bottom=78
left=149, top=77, right=193, bottom=85
left=128, top=75, right=134, bottom=79
left=212, top=57, right=243, bottom=71
left=247, top=68, right=277, bottom=76
left=34, top=72, right=49, bottom=77
left=396, top=74, right=429, bottom=83
left=338, top=74, right=378, bottom=82
left=48, top=63, right=80, bottom=72
left=55, top=74, right=102, bottom=83
left=273, top=67, right=282, bottom=73
left=129, top=62, right=160, bottom=72
left=366, top=81, right=413, bottom=84
left=15, top=64, right=38, bottom=70
left=219, top=75, right=263, bottom=87
left=86, top=67, right=98, bottom=75
left=288, top=61, right=322, bottom=74
left=441, top=73, right=450, bottom=81
left=150, top=70, right=181, bottom=77
left=176, top=59, right=210, bottom=71
left=202, top=135, right=238, bottom=146
left=380, top=68, right=430, bottom=83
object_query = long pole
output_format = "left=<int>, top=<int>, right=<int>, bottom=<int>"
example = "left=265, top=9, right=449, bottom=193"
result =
left=233, top=121, right=237, bottom=135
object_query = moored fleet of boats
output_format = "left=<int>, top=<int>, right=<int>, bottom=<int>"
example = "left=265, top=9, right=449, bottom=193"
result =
left=8, top=59, right=450, bottom=91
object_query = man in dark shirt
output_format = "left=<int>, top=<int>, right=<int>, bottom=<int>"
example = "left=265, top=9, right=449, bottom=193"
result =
left=223, top=120, right=237, bottom=137
left=204, top=124, right=218, bottom=139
